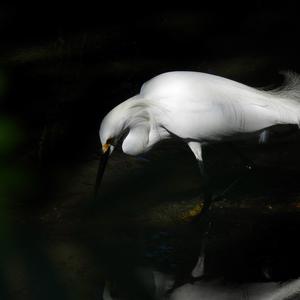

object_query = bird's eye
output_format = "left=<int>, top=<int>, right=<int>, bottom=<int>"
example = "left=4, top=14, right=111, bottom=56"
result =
left=106, top=138, right=114, bottom=145
left=106, top=130, right=129, bottom=148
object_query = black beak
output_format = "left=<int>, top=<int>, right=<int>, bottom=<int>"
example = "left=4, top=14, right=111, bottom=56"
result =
left=94, top=146, right=110, bottom=200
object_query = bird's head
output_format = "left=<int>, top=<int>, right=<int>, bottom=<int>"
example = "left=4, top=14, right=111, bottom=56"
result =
left=99, top=97, right=151, bottom=156
left=95, top=96, right=151, bottom=198
left=99, top=111, right=122, bottom=156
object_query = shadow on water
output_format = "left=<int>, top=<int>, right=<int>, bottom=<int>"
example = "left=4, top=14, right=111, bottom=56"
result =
left=85, top=139, right=300, bottom=298
left=2, top=7, right=300, bottom=296
left=2, top=127, right=300, bottom=299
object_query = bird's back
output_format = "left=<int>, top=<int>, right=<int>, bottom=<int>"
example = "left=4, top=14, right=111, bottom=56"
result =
left=141, top=71, right=257, bottom=100
left=139, top=71, right=300, bottom=142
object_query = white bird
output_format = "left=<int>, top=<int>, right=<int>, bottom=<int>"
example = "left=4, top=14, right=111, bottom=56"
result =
left=96, top=71, right=300, bottom=287
left=95, top=71, right=300, bottom=279
left=97, top=71, right=300, bottom=195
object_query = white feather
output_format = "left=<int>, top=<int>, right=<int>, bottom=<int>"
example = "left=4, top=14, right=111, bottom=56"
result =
left=100, top=71, right=300, bottom=160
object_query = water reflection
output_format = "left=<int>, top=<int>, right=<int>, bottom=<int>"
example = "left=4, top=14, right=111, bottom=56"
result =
left=103, top=271, right=300, bottom=300
left=2, top=135, right=300, bottom=299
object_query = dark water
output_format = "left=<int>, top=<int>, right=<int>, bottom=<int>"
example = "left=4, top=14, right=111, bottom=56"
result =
left=1, top=6, right=300, bottom=299
left=2, top=139, right=300, bottom=299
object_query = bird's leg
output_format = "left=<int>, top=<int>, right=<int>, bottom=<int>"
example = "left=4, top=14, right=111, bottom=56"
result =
left=198, top=160, right=213, bottom=214
left=191, top=229, right=210, bottom=279
left=187, top=141, right=213, bottom=212
left=188, top=160, right=213, bottom=281
left=190, top=144, right=255, bottom=281
left=165, top=161, right=212, bottom=294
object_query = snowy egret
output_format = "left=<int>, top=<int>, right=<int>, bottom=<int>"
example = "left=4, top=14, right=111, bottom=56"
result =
left=96, top=71, right=300, bottom=206
left=96, top=71, right=300, bottom=290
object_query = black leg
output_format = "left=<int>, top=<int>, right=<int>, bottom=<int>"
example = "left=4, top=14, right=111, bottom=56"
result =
left=190, top=145, right=256, bottom=284
left=165, top=160, right=213, bottom=295
left=197, top=160, right=213, bottom=214
left=189, top=160, right=213, bottom=280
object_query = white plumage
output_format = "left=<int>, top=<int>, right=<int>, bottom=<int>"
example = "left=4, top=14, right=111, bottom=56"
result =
left=98, top=73, right=300, bottom=299
left=100, top=71, right=300, bottom=161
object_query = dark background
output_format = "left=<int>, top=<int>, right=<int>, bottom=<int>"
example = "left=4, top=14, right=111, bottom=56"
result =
left=1, top=4, right=300, bottom=299
left=2, top=4, right=300, bottom=166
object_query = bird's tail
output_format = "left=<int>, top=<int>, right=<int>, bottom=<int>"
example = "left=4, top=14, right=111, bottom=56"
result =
left=263, top=71, right=300, bottom=127
left=267, top=71, right=300, bottom=102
